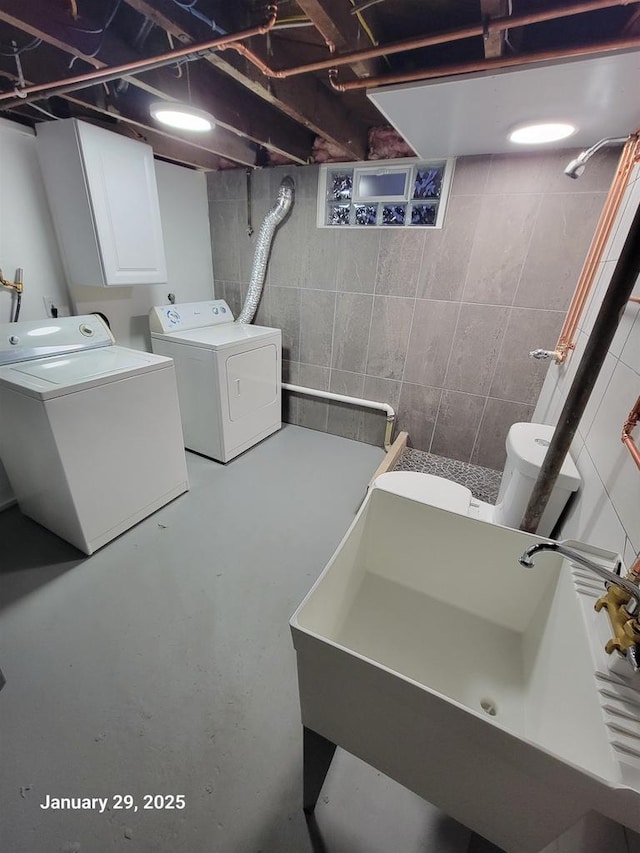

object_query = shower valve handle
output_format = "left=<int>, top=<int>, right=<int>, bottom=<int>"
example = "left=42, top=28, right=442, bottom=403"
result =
left=529, top=348, right=556, bottom=361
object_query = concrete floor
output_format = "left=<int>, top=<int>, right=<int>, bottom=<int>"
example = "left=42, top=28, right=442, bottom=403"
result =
left=0, top=425, right=477, bottom=853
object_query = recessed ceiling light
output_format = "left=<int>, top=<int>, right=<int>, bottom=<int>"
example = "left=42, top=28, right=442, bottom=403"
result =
left=149, top=102, right=215, bottom=132
left=509, top=122, right=576, bottom=145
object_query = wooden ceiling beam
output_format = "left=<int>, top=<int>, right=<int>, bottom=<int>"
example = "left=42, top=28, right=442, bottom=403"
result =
left=0, top=0, right=314, bottom=164
left=120, top=0, right=369, bottom=160
left=0, top=46, right=257, bottom=168
left=480, top=0, right=509, bottom=58
left=294, top=0, right=380, bottom=77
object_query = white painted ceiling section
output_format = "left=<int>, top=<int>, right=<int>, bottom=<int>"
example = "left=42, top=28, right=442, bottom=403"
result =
left=367, top=49, right=640, bottom=158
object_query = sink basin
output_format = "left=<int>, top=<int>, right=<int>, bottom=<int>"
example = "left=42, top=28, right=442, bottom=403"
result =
left=291, top=488, right=640, bottom=853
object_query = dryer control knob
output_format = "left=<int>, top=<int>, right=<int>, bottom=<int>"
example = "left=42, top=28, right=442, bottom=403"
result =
left=79, top=323, right=94, bottom=337
left=8, top=335, right=19, bottom=345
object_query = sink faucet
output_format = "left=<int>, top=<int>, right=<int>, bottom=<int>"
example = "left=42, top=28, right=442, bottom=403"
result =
left=520, top=541, right=640, bottom=671
left=519, top=542, right=640, bottom=614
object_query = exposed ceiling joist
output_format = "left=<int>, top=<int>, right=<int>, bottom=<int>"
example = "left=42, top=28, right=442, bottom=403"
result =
left=1, top=0, right=639, bottom=171
left=0, top=45, right=255, bottom=167
left=294, top=0, right=380, bottom=77
left=0, top=0, right=314, bottom=166
left=480, top=0, right=509, bottom=58
left=119, top=0, right=369, bottom=160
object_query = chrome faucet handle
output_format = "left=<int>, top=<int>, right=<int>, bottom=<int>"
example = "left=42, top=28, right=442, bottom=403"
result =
left=627, top=644, right=640, bottom=673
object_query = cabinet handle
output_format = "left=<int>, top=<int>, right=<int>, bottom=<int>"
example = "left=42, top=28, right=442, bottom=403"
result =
left=236, top=379, right=241, bottom=395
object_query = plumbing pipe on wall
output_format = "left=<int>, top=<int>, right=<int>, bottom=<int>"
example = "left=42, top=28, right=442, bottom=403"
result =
left=236, top=176, right=294, bottom=324
left=553, top=135, right=640, bottom=363
left=622, top=396, right=640, bottom=472
left=282, top=383, right=396, bottom=451
left=520, top=201, right=640, bottom=534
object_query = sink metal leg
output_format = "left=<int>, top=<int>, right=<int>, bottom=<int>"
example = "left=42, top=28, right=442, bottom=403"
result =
left=303, top=726, right=337, bottom=814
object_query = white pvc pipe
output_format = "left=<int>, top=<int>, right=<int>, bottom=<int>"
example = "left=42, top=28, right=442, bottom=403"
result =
left=282, top=382, right=396, bottom=450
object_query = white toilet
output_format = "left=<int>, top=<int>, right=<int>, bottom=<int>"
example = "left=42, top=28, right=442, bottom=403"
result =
left=373, top=422, right=581, bottom=538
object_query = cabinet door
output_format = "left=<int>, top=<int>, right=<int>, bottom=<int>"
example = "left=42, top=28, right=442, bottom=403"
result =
left=77, top=122, right=167, bottom=286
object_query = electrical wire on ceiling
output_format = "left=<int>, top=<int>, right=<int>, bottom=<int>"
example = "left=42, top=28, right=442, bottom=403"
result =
left=169, top=0, right=228, bottom=35
left=350, top=0, right=385, bottom=14
left=68, top=0, right=122, bottom=68
left=348, top=0, right=386, bottom=67
left=0, top=37, right=42, bottom=58
left=503, top=0, right=516, bottom=54
left=24, top=102, right=58, bottom=119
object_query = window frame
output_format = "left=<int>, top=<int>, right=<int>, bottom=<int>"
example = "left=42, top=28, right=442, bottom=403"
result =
left=317, top=157, right=455, bottom=230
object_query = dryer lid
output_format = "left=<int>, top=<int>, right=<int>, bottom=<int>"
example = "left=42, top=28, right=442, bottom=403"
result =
left=150, top=322, right=280, bottom=350
left=0, top=346, right=171, bottom=400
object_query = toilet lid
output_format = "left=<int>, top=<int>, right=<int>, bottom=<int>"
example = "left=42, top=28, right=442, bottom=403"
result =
left=373, top=472, right=472, bottom=515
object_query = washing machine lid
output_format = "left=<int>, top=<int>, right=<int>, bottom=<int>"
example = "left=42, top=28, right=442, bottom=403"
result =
left=506, top=422, right=581, bottom=491
left=373, top=472, right=472, bottom=515
left=0, top=314, right=114, bottom=366
left=0, top=346, right=172, bottom=400
left=150, top=323, right=280, bottom=351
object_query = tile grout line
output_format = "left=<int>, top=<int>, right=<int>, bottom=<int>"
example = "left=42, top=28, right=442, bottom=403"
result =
left=469, top=394, right=490, bottom=466
left=510, top=193, right=545, bottom=309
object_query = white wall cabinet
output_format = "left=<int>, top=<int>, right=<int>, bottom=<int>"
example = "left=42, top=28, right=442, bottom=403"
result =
left=36, top=119, right=167, bottom=287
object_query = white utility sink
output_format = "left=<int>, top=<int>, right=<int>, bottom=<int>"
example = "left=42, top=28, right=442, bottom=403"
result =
left=290, top=488, right=640, bottom=853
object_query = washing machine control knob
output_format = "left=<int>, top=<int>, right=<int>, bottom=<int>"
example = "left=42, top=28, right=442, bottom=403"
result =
left=8, top=335, right=19, bottom=345
left=79, top=323, right=94, bottom=337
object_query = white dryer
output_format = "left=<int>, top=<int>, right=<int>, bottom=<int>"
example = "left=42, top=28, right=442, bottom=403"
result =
left=149, top=300, right=281, bottom=462
left=0, top=315, right=188, bottom=554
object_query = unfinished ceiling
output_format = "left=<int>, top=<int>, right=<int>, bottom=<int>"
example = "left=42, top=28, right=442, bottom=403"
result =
left=0, top=0, right=639, bottom=170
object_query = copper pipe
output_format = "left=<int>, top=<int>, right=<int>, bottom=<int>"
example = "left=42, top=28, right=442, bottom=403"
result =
left=622, top=396, right=640, bottom=471
left=328, top=34, right=640, bottom=91
left=521, top=198, right=640, bottom=534
left=228, top=0, right=640, bottom=80
left=0, top=7, right=277, bottom=107
left=629, top=295, right=640, bottom=304
left=559, top=138, right=637, bottom=338
left=555, top=136, right=639, bottom=362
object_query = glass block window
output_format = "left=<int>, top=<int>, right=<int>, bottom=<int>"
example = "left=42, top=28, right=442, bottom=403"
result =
left=382, top=204, right=406, bottom=225
left=318, top=157, right=454, bottom=229
left=413, top=166, right=444, bottom=200
left=411, top=203, right=437, bottom=226
left=354, top=204, right=377, bottom=225
left=327, top=203, right=351, bottom=226
left=327, top=171, right=353, bottom=201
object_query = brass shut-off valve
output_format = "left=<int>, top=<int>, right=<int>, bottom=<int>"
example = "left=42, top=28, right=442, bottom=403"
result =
left=0, top=267, right=23, bottom=294
left=595, top=568, right=640, bottom=656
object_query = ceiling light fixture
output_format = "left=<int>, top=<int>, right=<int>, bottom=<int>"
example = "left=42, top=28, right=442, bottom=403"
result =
left=508, top=122, right=576, bottom=145
left=149, top=101, right=215, bottom=132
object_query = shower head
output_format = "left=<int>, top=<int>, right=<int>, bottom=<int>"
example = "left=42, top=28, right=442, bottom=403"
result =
left=564, top=136, right=629, bottom=179
left=564, top=154, right=588, bottom=179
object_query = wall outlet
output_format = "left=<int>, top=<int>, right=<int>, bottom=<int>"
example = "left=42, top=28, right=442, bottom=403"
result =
left=43, top=296, right=71, bottom=318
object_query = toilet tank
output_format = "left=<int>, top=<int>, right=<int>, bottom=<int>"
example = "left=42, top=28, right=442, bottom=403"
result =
left=492, top=423, right=581, bottom=538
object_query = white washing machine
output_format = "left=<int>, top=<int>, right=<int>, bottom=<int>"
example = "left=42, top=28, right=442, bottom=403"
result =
left=149, top=300, right=281, bottom=462
left=0, top=315, right=188, bottom=555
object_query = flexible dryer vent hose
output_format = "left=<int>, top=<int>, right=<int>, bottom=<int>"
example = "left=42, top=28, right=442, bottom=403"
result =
left=236, top=176, right=295, bottom=324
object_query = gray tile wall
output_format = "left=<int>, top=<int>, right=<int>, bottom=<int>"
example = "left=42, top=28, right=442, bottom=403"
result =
left=208, top=148, right=617, bottom=469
